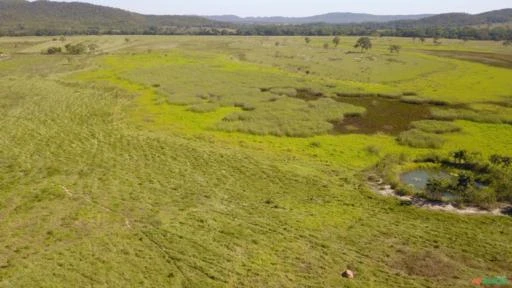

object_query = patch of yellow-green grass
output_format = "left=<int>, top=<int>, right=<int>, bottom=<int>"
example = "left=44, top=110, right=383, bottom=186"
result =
left=443, top=121, right=512, bottom=157
left=1, top=36, right=512, bottom=288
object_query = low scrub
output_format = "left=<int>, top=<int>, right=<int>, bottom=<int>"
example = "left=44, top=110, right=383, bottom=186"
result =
left=410, top=120, right=461, bottom=134
left=218, top=97, right=365, bottom=137
left=431, top=107, right=512, bottom=124
left=44, top=46, right=62, bottom=55
left=397, top=129, right=445, bottom=149
left=187, top=103, right=219, bottom=113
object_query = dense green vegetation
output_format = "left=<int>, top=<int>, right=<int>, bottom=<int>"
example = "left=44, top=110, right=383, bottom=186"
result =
left=0, top=0, right=233, bottom=36
left=1, top=0, right=511, bottom=40
left=0, top=35, right=511, bottom=287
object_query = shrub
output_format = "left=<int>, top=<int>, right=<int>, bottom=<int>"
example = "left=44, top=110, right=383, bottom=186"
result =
left=397, top=129, right=445, bottom=149
left=467, top=187, right=497, bottom=209
left=389, top=45, right=401, bottom=54
left=268, top=87, right=297, bottom=97
left=234, top=102, right=256, bottom=111
left=431, top=108, right=509, bottom=124
left=65, top=43, right=87, bottom=55
left=46, top=46, right=62, bottom=55
left=187, top=103, right=219, bottom=113
left=424, top=178, right=450, bottom=201
left=366, top=145, right=380, bottom=155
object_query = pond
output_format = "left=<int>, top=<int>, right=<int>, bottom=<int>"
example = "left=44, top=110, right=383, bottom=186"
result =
left=400, top=169, right=453, bottom=190
left=331, top=96, right=433, bottom=135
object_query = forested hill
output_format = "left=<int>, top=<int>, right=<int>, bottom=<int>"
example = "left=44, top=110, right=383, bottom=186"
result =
left=391, top=9, right=512, bottom=27
left=0, top=0, right=231, bottom=35
left=0, top=0, right=511, bottom=40
left=206, top=13, right=433, bottom=24
left=234, top=9, right=512, bottom=40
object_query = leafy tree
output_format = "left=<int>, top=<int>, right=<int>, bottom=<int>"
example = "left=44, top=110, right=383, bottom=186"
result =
left=389, top=44, right=401, bottom=54
left=332, top=36, right=340, bottom=47
left=456, top=173, right=473, bottom=191
left=453, top=150, right=468, bottom=164
left=419, top=37, right=426, bottom=43
left=354, top=37, right=372, bottom=52
left=305, top=37, right=311, bottom=44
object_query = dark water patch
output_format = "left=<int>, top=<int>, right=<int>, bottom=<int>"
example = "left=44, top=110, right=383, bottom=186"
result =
left=295, top=88, right=324, bottom=101
left=331, top=96, right=432, bottom=135
left=336, top=92, right=399, bottom=99
left=423, top=50, right=512, bottom=69
left=400, top=97, right=450, bottom=106
left=261, top=87, right=324, bottom=101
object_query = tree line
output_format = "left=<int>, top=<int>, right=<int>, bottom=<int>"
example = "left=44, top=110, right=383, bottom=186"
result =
left=2, top=23, right=512, bottom=41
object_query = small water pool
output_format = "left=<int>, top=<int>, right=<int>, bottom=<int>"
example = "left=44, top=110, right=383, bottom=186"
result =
left=400, top=169, right=452, bottom=190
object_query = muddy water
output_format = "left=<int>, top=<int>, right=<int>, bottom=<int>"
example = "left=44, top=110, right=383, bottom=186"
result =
left=331, top=96, right=432, bottom=135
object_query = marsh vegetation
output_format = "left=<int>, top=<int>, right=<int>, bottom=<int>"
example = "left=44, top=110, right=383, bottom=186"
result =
left=0, top=35, right=511, bottom=287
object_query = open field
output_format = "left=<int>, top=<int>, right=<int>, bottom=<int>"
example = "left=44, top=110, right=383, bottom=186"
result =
left=0, top=35, right=511, bottom=287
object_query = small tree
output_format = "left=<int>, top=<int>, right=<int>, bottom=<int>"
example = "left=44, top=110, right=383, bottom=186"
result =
left=332, top=36, right=341, bottom=47
left=456, top=173, right=473, bottom=191
left=504, top=40, right=512, bottom=46
left=354, top=37, right=372, bottom=52
left=453, top=150, right=468, bottom=164
left=389, top=45, right=401, bottom=54
left=305, top=37, right=311, bottom=45
left=419, top=37, right=426, bottom=44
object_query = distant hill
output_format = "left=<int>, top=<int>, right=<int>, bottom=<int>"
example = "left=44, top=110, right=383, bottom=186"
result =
left=392, top=9, right=512, bottom=27
left=0, top=0, right=230, bottom=35
left=206, top=13, right=433, bottom=24
left=0, top=0, right=510, bottom=39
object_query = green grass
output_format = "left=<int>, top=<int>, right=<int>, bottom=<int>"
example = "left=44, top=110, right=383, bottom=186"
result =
left=0, top=35, right=511, bottom=287
left=410, top=120, right=462, bottom=134
left=397, top=129, right=446, bottom=149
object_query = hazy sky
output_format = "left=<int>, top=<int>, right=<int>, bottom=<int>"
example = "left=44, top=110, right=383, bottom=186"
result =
left=40, top=0, right=511, bottom=17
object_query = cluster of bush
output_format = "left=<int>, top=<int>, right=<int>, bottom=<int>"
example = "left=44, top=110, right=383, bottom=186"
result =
left=397, top=120, right=462, bottom=149
left=422, top=151, right=512, bottom=207
left=43, top=43, right=99, bottom=55
left=375, top=150, right=512, bottom=209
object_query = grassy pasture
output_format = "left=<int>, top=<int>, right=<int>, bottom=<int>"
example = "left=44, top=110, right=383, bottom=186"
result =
left=0, top=35, right=511, bottom=287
